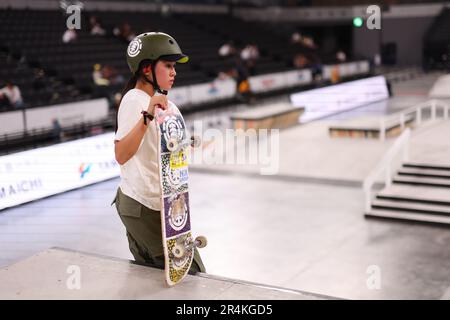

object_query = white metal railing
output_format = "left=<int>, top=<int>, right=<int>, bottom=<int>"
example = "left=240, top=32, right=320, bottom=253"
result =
left=378, top=99, right=450, bottom=141
left=363, top=128, right=411, bottom=213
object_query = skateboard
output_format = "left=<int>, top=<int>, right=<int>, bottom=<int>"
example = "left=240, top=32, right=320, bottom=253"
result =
left=154, top=100, right=207, bottom=286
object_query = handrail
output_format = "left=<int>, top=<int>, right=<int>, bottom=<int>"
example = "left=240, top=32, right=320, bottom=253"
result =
left=363, top=128, right=411, bottom=213
left=378, top=99, right=449, bottom=141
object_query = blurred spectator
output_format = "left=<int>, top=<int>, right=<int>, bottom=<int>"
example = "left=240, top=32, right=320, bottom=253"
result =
left=374, top=53, right=382, bottom=67
left=291, top=31, right=317, bottom=49
left=90, top=16, right=106, bottom=36
left=113, top=23, right=136, bottom=43
left=330, top=66, right=340, bottom=84
left=93, top=64, right=124, bottom=86
left=92, top=64, right=110, bottom=86
left=218, top=41, right=236, bottom=58
left=291, top=31, right=302, bottom=44
left=240, top=44, right=259, bottom=62
left=62, top=26, right=78, bottom=43
left=307, top=54, right=323, bottom=81
left=302, top=35, right=317, bottom=49
left=233, top=56, right=252, bottom=103
left=241, top=44, right=259, bottom=75
left=161, top=4, right=172, bottom=17
left=293, top=53, right=309, bottom=68
left=336, top=50, right=347, bottom=63
left=0, top=81, right=24, bottom=108
left=102, top=65, right=124, bottom=85
left=52, top=118, right=62, bottom=142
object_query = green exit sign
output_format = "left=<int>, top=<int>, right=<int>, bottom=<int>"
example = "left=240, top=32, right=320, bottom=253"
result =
left=353, top=17, right=364, bottom=27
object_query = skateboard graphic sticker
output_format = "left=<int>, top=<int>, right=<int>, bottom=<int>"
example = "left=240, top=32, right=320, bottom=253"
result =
left=157, top=109, right=186, bottom=153
left=161, top=153, right=189, bottom=196
left=163, top=191, right=191, bottom=238
left=166, top=233, right=194, bottom=283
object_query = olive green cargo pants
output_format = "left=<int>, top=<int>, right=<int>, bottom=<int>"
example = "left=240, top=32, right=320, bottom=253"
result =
left=112, top=188, right=206, bottom=274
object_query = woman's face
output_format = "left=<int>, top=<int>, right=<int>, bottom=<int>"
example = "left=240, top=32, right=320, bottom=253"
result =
left=154, top=60, right=176, bottom=91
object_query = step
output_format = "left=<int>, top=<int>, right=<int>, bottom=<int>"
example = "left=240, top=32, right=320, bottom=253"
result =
left=403, top=162, right=450, bottom=172
left=365, top=209, right=450, bottom=225
left=393, top=175, right=450, bottom=188
left=371, top=199, right=450, bottom=217
left=398, top=168, right=450, bottom=179
left=0, top=248, right=333, bottom=300
left=377, top=184, right=450, bottom=206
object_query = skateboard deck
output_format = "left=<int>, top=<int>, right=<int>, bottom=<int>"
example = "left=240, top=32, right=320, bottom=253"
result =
left=154, top=101, right=206, bottom=286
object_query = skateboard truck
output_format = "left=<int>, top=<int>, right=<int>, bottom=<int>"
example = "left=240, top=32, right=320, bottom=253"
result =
left=166, top=135, right=201, bottom=152
left=169, top=236, right=208, bottom=259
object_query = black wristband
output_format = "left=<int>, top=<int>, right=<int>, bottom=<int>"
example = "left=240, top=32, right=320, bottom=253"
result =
left=141, top=111, right=154, bottom=125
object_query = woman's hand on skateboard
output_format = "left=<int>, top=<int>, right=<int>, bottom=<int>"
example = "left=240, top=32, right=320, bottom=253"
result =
left=148, top=95, right=168, bottom=115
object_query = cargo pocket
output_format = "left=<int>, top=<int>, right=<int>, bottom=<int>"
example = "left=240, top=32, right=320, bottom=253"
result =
left=116, top=188, right=143, bottom=218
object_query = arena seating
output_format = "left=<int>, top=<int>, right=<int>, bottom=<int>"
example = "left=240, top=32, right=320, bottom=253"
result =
left=0, top=8, right=321, bottom=111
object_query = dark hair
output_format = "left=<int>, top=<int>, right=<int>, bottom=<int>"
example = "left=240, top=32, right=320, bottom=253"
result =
left=115, top=60, right=153, bottom=133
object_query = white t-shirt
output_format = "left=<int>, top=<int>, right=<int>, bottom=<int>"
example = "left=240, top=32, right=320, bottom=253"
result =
left=115, top=88, right=175, bottom=211
left=0, top=86, right=22, bottom=104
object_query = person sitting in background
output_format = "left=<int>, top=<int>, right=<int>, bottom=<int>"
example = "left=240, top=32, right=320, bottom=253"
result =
left=101, top=64, right=124, bottom=86
left=90, top=16, right=106, bottom=36
left=113, top=23, right=136, bottom=43
left=62, top=26, right=77, bottom=43
left=218, top=41, right=236, bottom=58
left=93, top=64, right=124, bottom=86
left=52, top=118, right=62, bottom=142
left=0, top=81, right=24, bottom=108
left=92, top=63, right=110, bottom=86
left=293, top=53, right=309, bottom=68
left=336, top=50, right=347, bottom=63
left=302, top=35, right=317, bottom=49
left=240, top=44, right=259, bottom=62
left=240, top=44, right=259, bottom=75
left=291, top=31, right=302, bottom=44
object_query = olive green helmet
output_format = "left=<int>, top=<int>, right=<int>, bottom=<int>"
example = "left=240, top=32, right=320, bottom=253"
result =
left=126, top=32, right=188, bottom=74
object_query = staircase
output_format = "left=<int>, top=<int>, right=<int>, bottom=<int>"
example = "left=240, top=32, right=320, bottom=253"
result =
left=366, top=162, right=450, bottom=225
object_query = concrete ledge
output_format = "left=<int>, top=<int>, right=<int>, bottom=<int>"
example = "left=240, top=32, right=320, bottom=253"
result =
left=230, top=104, right=305, bottom=131
left=329, top=114, right=415, bottom=139
left=0, top=248, right=334, bottom=300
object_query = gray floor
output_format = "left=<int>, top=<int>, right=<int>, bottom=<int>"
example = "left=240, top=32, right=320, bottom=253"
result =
left=1, top=71, right=450, bottom=300
left=1, top=172, right=449, bottom=299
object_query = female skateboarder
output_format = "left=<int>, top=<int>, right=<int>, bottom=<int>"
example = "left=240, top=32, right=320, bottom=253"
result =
left=112, top=32, right=206, bottom=274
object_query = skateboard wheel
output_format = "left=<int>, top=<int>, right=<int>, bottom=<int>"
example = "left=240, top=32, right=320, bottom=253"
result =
left=172, top=243, right=185, bottom=259
left=195, top=236, right=207, bottom=249
left=191, top=135, right=201, bottom=148
left=167, top=138, right=179, bottom=152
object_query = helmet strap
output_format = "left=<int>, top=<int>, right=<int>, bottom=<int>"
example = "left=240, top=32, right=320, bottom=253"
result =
left=140, top=61, right=168, bottom=95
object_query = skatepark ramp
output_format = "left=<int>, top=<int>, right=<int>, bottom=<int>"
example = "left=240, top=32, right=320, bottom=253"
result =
left=429, top=74, right=450, bottom=98
left=0, top=248, right=333, bottom=300
left=330, top=99, right=449, bottom=141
